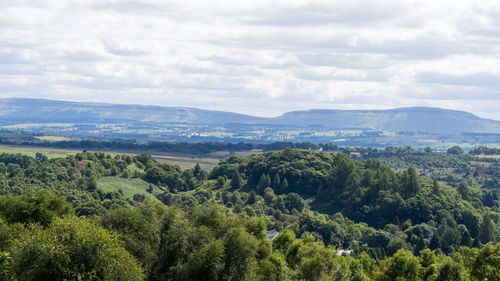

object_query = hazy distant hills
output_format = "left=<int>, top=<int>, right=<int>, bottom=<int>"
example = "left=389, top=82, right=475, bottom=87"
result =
left=1, top=98, right=499, bottom=134
left=265, top=107, right=500, bottom=134
left=0, top=98, right=263, bottom=125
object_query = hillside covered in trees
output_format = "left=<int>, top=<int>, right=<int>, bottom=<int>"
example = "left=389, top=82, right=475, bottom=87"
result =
left=0, top=149, right=498, bottom=280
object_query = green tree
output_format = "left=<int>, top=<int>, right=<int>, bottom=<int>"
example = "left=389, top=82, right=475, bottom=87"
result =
left=279, top=177, right=288, bottom=194
left=299, top=253, right=327, bottom=281
left=231, top=171, right=243, bottom=189
left=121, top=168, right=131, bottom=178
left=258, top=173, right=271, bottom=192
left=176, top=240, right=225, bottom=281
left=0, top=191, right=73, bottom=226
left=0, top=163, right=7, bottom=174
left=283, top=193, right=305, bottom=212
left=457, top=183, right=468, bottom=198
left=435, top=260, right=467, bottom=281
left=479, top=214, right=496, bottom=244
left=100, top=202, right=164, bottom=273
left=273, top=230, right=296, bottom=253
left=403, top=167, right=420, bottom=197
left=263, top=188, right=277, bottom=205
left=272, top=173, right=281, bottom=189
left=8, top=215, right=144, bottom=281
left=247, top=191, right=257, bottom=205
left=217, top=176, right=226, bottom=188
left=432, top=179, right=439, bottom=194
left=469, top=243, right=500, bottom=281
left=7, top=163, right=20, bottom=173
left=110, top=165, right=120, bottom=176
left=0, top=251, right=9, bottom=277
left=377, top=249, right=421, bottom=281
left=439, top=224, right=461, bottom=253
left=222, top=227, right=258, bottom=281
left=447, top=146, right=464, bottom=155
left=193, top=162, right=208, bottom=181
left=256, top=253, right=289, bottom=281
left=193, top=162, right=202, bottom=177
left=35, top=152, right=48, bottom=163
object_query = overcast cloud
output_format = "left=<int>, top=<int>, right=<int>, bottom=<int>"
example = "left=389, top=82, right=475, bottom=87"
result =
left=1, top=0, right=500, bottom=119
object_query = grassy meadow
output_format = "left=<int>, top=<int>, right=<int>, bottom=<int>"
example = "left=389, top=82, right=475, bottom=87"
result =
left=97, top=176, right=164, bottom=202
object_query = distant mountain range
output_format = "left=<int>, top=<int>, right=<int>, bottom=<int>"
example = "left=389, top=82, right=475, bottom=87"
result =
left=0, top=98, right=499, bottom=134
left=0, top=98, right=263, bottom=125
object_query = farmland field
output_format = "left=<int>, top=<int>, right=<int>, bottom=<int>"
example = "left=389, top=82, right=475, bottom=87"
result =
left=0, top=144, right=74, bottom=159
left=0, top=144, right=220, bottom=170
left=35, top=136, right=73, bottom=141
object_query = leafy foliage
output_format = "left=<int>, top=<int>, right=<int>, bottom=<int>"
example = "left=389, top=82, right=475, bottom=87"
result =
left=0, top=149, right=497, bottom=280
left=8, top=215, right=144, bottom=281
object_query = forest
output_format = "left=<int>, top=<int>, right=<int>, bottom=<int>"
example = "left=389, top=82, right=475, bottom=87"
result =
left=0, top=148, right=498, bottom=280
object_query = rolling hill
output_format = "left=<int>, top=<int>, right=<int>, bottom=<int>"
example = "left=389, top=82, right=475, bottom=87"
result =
left=264, top=107, right=500, bottom=134
left=0, top=98, right=263, bottom=125
left=0, top=98, right=499, bottom=134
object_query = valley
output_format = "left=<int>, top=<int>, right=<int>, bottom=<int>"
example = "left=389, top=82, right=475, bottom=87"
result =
left=1, top=98, right=499, bottom=149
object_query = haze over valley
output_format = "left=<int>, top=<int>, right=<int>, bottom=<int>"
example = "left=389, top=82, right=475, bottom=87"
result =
left=0, top=98, right=498, bottom=149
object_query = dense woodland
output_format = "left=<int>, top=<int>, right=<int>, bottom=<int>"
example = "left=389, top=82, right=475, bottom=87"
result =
left=0, top=148, right=498, bottom=280
left=2, top=137, right=500, bottom=190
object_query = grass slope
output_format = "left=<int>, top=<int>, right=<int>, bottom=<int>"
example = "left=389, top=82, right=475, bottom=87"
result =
left=0, top=145, right=71, bottom=159
left=97, top=177, right=163, bottom=202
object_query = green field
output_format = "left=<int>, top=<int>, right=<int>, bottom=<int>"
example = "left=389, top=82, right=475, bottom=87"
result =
left=0, top=145, right=73, bottom=159
left=151, top=154, right=219, bottom=170
left=97, top=176, right=164, bottom=202
left=35, top=136, right=73, bottom=141
left=0, top=144, right=220, bottom=170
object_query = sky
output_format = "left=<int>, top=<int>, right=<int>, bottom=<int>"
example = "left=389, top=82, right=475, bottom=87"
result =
left=1, top=0, right=500, bottom=120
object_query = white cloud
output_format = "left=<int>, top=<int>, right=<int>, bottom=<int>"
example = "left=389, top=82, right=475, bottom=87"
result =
left=0, top=0, right=499, bottom=119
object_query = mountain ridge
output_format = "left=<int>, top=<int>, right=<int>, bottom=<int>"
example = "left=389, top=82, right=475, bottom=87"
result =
left=0, top=98, right=499, bottom=134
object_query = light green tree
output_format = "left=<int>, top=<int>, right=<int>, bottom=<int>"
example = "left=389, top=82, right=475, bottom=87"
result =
left=8, top=215, right=144, bottom=281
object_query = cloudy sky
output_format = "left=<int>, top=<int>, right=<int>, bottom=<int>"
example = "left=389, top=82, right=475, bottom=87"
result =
left=1, top=0, right=500, bottom=120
